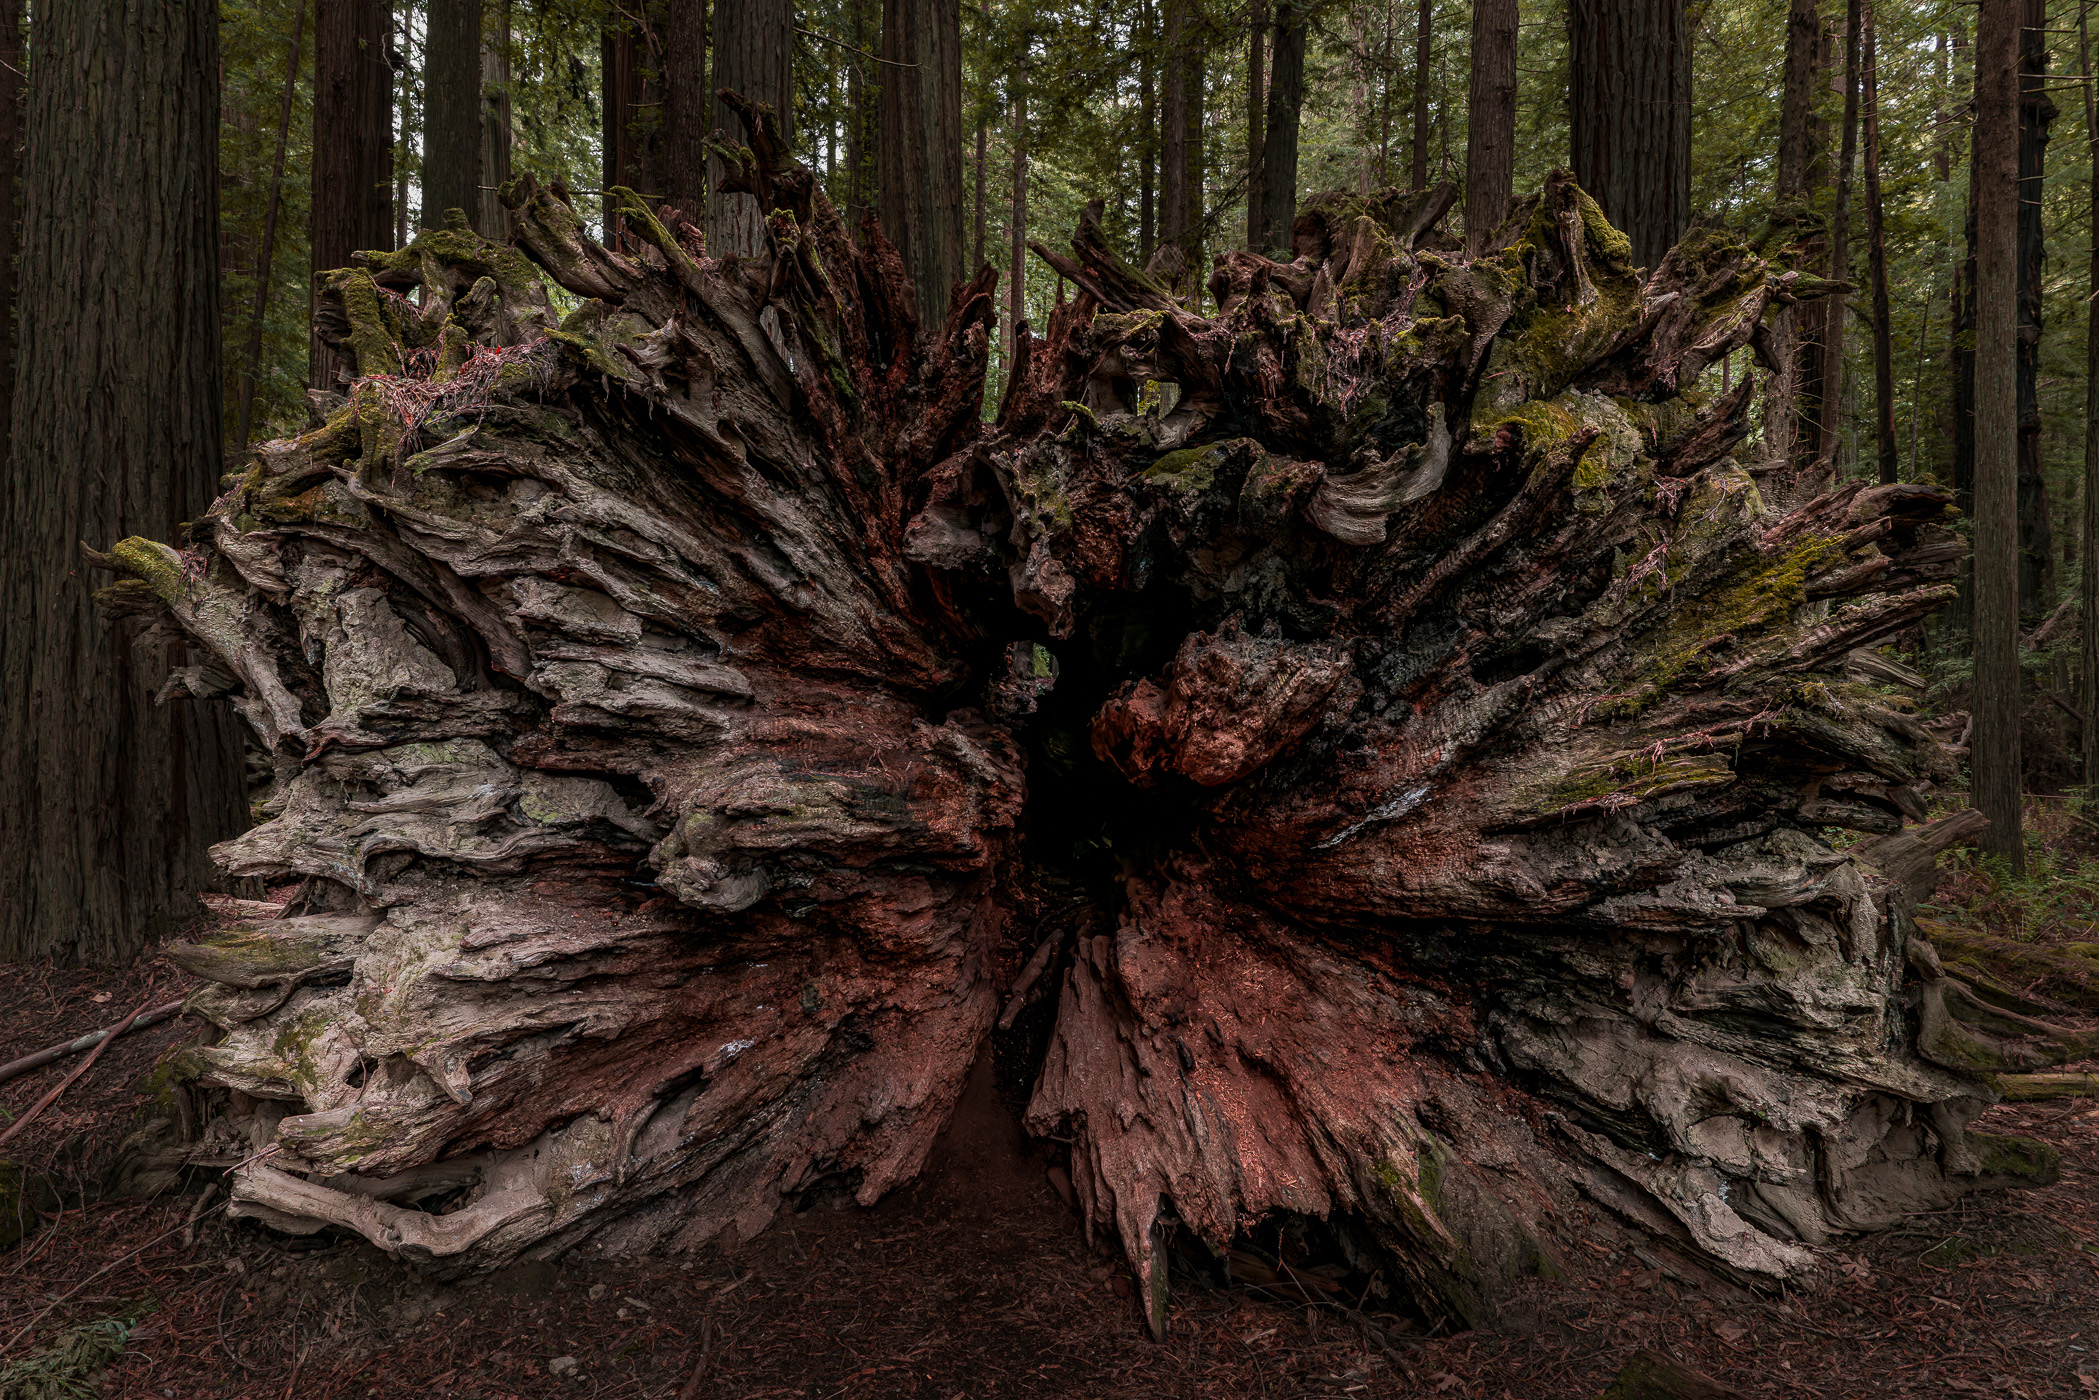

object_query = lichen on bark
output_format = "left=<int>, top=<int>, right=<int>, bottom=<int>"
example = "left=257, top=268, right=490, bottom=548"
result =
left=103, top=114, right=2068, bottom=1333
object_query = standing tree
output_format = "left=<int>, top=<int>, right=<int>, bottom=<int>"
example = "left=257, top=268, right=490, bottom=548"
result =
left=1568, top=0, right=1690, bottom=268
left=601, top=2, right=662, bottom=251
left=1008, top=48, right=1028, bottom=368
left=422, top=0, right=483, bottom=227
left=2014, top=0, right=2055, bottom=617
left=1157, top=0, right=1207, bottom=292
left=662, top=0, right=709, bottom=218
left=881, top=0, right=965, bottom=315
left=1815, top=0, right=1861, bottom=487
left=1862, top=0, right=1897, bottom=485
left=1409, top=0, right=1430, bottom=189
left=478, top=0, right=513, bottom=240
left=236, top=0, right=310, bottom=452
left=1256, top=3, right=1306, bottom=257
left=0, top=0, right=18, bottom=468
left=0, top=0, right=246, bottom=962
left=311, top=0, right=394, bottom=389
left=1245, top=0, right=1266, bottom=251
left=1974, top=0, right=2024, bottom=870
left=1465, top=0, right=1516, bottom=255
left=2082, top=0, right=2099, bottom=802
left=1767, top=0, right=1826, bottom=481
left=711, top=0, right=792, bottom=257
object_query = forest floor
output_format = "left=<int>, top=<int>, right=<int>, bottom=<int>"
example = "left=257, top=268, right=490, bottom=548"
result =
left=4, top=823, right=2099, bottom=1400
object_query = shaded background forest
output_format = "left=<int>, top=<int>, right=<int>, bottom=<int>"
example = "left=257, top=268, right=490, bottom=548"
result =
left=208, top=0, right=2058, bottom=507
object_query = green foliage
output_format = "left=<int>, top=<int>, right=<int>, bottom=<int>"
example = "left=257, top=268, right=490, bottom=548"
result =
left=1925, top=799, right=2099, bottom=941
left=0, top=1318, right=137, bottom=1400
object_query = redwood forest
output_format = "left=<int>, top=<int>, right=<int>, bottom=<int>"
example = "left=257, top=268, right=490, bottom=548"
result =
left=3, top=0, right=2099, bottom=1396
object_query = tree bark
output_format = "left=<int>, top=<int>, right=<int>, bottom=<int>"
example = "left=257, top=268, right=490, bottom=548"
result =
left=1246, top=0, right=1266, bottom=253
left=1465, top=0, right=1516, bottom=256
left=1008, top=60, right=1027, bottom=370
left=477, top=0, right=513, bottom=240
left=422, top=0, right=483, bottom=229
left=602, top=4, right=663, bottom=253
left=846, top=0, right=871, bottom=229
left=1814, top=0, right=1861, bottom=488
left=393, top=1, right=412, bottom=249
left=1766, top=0, right=1826, bottom=481
left=1257, top=4, right=1305, bottom=258
left=1974, top=0, right=2024, bottom=870
left=1568, top=0, right=1690, bottom=269
left=237, top=0, right=309, bottom=454
left=710, top=0, right=791, bottom=258
left=1863, top=0, right=1896, bottom=485
left=0, top=0, right=246, bottom=962
left=879, top=0, right=965, bottom=319
left=2082, top=0, right=2099, bottom=799
left=973, top=101, right=987, bottom=271
left=0, top=0, right=19, bottom=470
left=110, top=125, right=2065, bottom=1335
left=1410, top=0, right=1430, bottom=190
left=662, top=0, right=709, bottom=218
left=2015, top=0, right=2055, bottom=618
left=311, top=0, right=395, bottom=390
left=1139, top=0, right=1155, bottom=263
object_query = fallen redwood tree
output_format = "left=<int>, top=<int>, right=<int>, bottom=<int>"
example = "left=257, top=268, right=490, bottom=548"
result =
left=100, top=107, right=2078, bottom=1334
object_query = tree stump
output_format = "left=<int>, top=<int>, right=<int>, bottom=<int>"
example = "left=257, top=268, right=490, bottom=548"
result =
left=101, top=107, right=2064, bottom=1333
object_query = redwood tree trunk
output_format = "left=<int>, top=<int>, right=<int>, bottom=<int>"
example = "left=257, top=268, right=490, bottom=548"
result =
left=1245, top=0, right=1266, bottom=253
left=601, top=4, right=663, bottom=253
left=1863, top=0, right=1897, bottom=485
left=115, top=123, right=2071, bottom=1341
left=661, top=0, right=709, bottom=218
left=2081, top=0, right=2099, bottom=796
left=311, top=0, right=394, bottom=389
left=1465, top=0, right=1516, bottom=255
left=1974, top=0, right=2024, bottom=868
left=1569, top=0, right=1690, bottom=269
left=422, top=0, right=481, bottom=228
left=1257, top=4, right=1305, bottom=258
left=879, top=0, right=965, bottom=317
left=477, top=0, right=513, bottom=241
left=710, top=0, right=791, bottom=257
left=1814, top=0, right=1860, bottom=490
left=0, top=0, right=245, bottom=962
left=2015, top=0, right=2055, bottom=617
left=1410, top=0, right=1430, bottom=190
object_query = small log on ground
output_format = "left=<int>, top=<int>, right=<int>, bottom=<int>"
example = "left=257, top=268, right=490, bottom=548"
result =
left=98, top=108, right=2066, bottom=1332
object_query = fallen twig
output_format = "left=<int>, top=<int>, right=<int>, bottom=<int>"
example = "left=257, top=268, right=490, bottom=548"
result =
left=0, top=999, right=157, bottom=1149
left=0, top=999, right=185, bottom=1090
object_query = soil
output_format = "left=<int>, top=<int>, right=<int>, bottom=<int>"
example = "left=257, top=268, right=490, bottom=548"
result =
left=2, top=938, right=2097, bottom=1399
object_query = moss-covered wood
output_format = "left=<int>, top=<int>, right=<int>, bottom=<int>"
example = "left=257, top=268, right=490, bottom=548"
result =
left=102, top=113, right=2050, bottom=1334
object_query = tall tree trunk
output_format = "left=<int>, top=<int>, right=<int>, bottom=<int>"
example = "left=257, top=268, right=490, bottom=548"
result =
left=1975, top=0, right=2025, bottom=870
left=1008, top=61, right=1026, bottom=369
left=880, top=0, right=965, bottom=317
left=1246, top=0, right=1266, bottom=252
left=2015, top=0, right=2056, bottom=617
left=477, top=0, right=512, bottom=239
left=847, top=0, right=870, bottom=229
left=123, top=150, right=2055, bottom=1340
left=1568, top=0, right=1691, bottom=269
left=2082, top=0, right=2099, bottom=801
left=601, top=6, right=659, bottom=252
left=1257, top=5, right=1305, bottom=257
left=972, top=103, right=987, bottom=271
left=393, top=1, right=413, bottom=247
left=311, top=0, right=394, bottom=389
left=1159, top=0, right=1193, bottom=287
left=1767, top=0, right=1827, bottom=484
left=0, top=0, right=19, bottom=470
left=1465, top=0, right=1516, bottom=256
left=1814, top=0, right=1861, bottom=488
left=1410, top=0, right=1430, bottom=189
left=0, top=0, right=245, bottom=962
left=1863, top=0, right=1896, bottom=485
left=662, top=0, right=709, bottom=218
left=237, top=0, right=308, bottom=453
left=1139, top=0, right=1155, bottom=263
left=422, top=0, right=482, bottom=228
left=711, top=0, right=791, bottom=257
